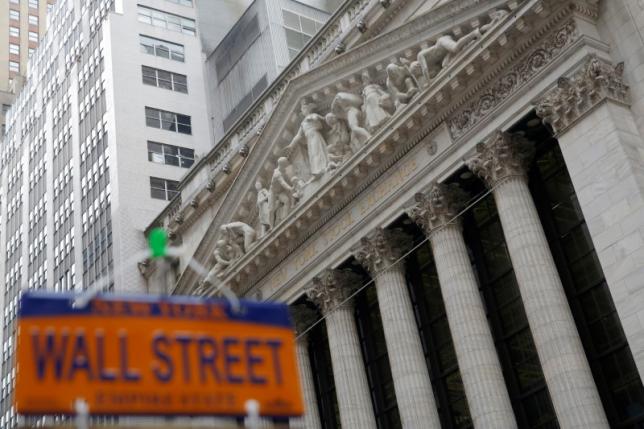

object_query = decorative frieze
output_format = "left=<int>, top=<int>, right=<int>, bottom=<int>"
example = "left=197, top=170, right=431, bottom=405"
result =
left=466, top=130, right=535, bottom=188
left=534, top=54, right=628, bottom=135
left=449, top=19, right=578, bottom=140
left=306, top=269, right=363, bottom=314
left=407, top=183, right=469, bottom=234
left=352, top=228, right=412, bottom=275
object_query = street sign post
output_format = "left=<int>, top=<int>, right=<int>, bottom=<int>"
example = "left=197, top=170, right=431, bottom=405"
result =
left=15, top=292, right=303, bottom=420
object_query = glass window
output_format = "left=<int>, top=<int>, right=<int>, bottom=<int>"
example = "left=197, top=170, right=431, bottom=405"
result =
left=9, top=10, right=20, bottom=20
left=145, top=107, right=191, bottom=135
left=282, top=9, right=324, bottom=59
left=9, top=27, right=19, bottom=37
left=10, top=0, right=20, bottom=4
left=150, top=177, right=180, bottom=201
left=9, top=61, right=19, bottom=73
left=28, top=0, right=38, bottom=8
left=141, top=65, right=188, bottom=93
left=139, top=35, right=184, bottom=62
left=29, top=31, right=38, bottom=42
left=147, top=141, right=194, bottom=168
left=9, top=44, right=19, bottom=55
left=28, top=15, right=39, bottom=26
left=137, top=5, right=196, bottom=36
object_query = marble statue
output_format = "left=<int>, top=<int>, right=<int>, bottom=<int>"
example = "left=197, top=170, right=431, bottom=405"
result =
left=269, top=157, right=296, bottom=226
left=386, top=60, right=419, bottom=109
left=416, top=29, right=483, bottom=81
left=202, top=239, right=235, bottom=285
left=361, top=70, right=394, bottom=131
left=325, top=112, right=352, bottom=169
left=255, top=179, right=271, bottom=237
left=284, top=99, right=329, bottom=181
left=219, top=221, right=257, bottom=256
left=331, top=92, right=372, bottom=150
left=292, top=176, right=307, bottom=204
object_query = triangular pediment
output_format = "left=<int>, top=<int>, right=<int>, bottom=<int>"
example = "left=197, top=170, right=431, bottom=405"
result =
left=179, top=0, right=593, bottom=293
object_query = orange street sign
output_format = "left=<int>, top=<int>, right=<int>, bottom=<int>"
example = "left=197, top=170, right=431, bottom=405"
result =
left=15, top=292, right=303, bottom=418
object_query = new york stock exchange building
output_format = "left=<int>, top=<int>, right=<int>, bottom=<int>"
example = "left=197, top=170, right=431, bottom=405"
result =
left=143, top=0, right=644, bottom=427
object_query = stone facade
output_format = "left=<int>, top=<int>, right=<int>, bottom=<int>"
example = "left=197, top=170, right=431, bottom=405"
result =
left=146, top=0, right=644, bottom=426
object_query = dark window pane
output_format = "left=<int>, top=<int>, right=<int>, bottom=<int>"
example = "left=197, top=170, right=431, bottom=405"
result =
left=301, top=17, right=316, bottom=35
left=165, top=154, right=179, bottom=166
left=283, top=10, right=299, bottom=29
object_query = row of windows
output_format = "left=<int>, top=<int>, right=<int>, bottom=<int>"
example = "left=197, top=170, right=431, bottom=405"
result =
left=142, top=65, right=187, bottom=93
left=8, top=10, right=39, bottom=26
left=9, top=0, right=40, bottom=8
left=145, top=106, right=191, bottom=134
left=8, top=27, right=40, bottom=40
left=140, top=34, right=184, bottom=62
left=137, top=5, right=196, bottom=36
left=147, top=141, right=194, bottom=168
left=165, top=0, right=192, bottom=6
left=150, top=177, right=179, bottom=201
left=283, top=9, right=324, bottom=60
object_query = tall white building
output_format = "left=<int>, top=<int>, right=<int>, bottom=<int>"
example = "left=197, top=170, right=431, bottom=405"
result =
left=0, top=0, right=211, bottom=426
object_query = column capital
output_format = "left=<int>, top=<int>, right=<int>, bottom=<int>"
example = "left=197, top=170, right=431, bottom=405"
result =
left=466, top=130, right=535, bottom=188
left=306, top=269, right=362, bottom=314
left=289, top=304, right=318, bottom=337
left=407, top=182, right=469, bottom=235
left=534, top=54, right=628, bottom=135
left=352, top=228, right=412, bottom=275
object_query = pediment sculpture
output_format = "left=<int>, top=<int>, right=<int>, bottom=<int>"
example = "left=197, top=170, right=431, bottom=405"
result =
left=201, top=9, right=510, bottom=286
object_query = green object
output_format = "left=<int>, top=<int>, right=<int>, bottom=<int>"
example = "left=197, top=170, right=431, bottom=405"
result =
left=148, top=228, right=169, bottom=258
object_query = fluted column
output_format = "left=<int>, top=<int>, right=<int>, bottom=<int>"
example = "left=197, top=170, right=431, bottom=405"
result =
left=289, top=305, right=322, bottom=429
left=408, top=183, right=517, bottom=428
left=467, top=131, right=609, bottom=428
left=306, top=269, right=376, bottom=429
left=353, top=229, right=441, bottom=429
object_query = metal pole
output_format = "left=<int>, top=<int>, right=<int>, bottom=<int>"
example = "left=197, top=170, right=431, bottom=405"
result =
left=74, top=399, right=89, bottom=429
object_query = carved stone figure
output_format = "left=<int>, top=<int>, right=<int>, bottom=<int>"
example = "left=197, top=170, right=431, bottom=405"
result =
left=255, top=179, right=271, bottom=237
left=325, top=112, right=352, bottom=169
left=416, top=29, right=483, bottom=81
left=292, top=176, right=307, bottom=204
left=220, top=221, right=257, bottom=257
left=331, top=92, right=371, bottom=150
left=202, top=239, right=235, bottom=285
left=284, top=100, right=329, bottom=181
left=269, top=157, right=296, bottom=226
left=361, top=70, right=394, bottom=131
left=386, top=60, right=419, bottom=109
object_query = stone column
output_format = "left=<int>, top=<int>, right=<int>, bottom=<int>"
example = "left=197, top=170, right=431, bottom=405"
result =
left=352, top=229, right=441, bottom=429
left=535, top=55, right=644, bottom=378
left=467, top=130, right=609, bottom=428
left=289, top=305, right=322, bottom=429
left=407, top=183, right=517, bottom=428
left=306, top=269, right=376, bottom=429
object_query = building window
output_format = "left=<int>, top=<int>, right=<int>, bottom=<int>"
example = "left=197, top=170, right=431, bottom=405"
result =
left=10, top=0, right=19, bottom=4
left=9, top=10, right=20, bottom=21
left=150, top=177, right=179, bottom=201
left=139, top=35, right=184, bottom=62
left=145, top=107, right=191, bottom=134
left=2, top=104, right=11, bottom=114
left=9, top=27, right=19, bottom=37
left=28, top=15, right=39, bottom=26
left=166, top=0, right=192, bottom=6
left=141, top=66, right=187, bottom=93
left=28, top=0, right=38, bottom=8
left=282, top=9, right=324, bottom=59
left=137, top=6, right=196, bottom=36
left=28, top=31, right=38, bottom=42
left=9, top=44, right=19, bottom=55
left=147, top=142, right=194, bottom=168
left=9, top=61, right=19, bottom=73
left=28, top=48, right=35, bottom=57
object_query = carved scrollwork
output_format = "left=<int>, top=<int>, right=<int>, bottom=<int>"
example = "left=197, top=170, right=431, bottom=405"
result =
left=407, top=183, right=469, bottom=234
left=352, top=228, right=412, bottom=275
left=466, top=130, right=535, bottom=187
left=306, top=269, right=363, bottom=314
left=534, top=54, right=628, bottom=135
